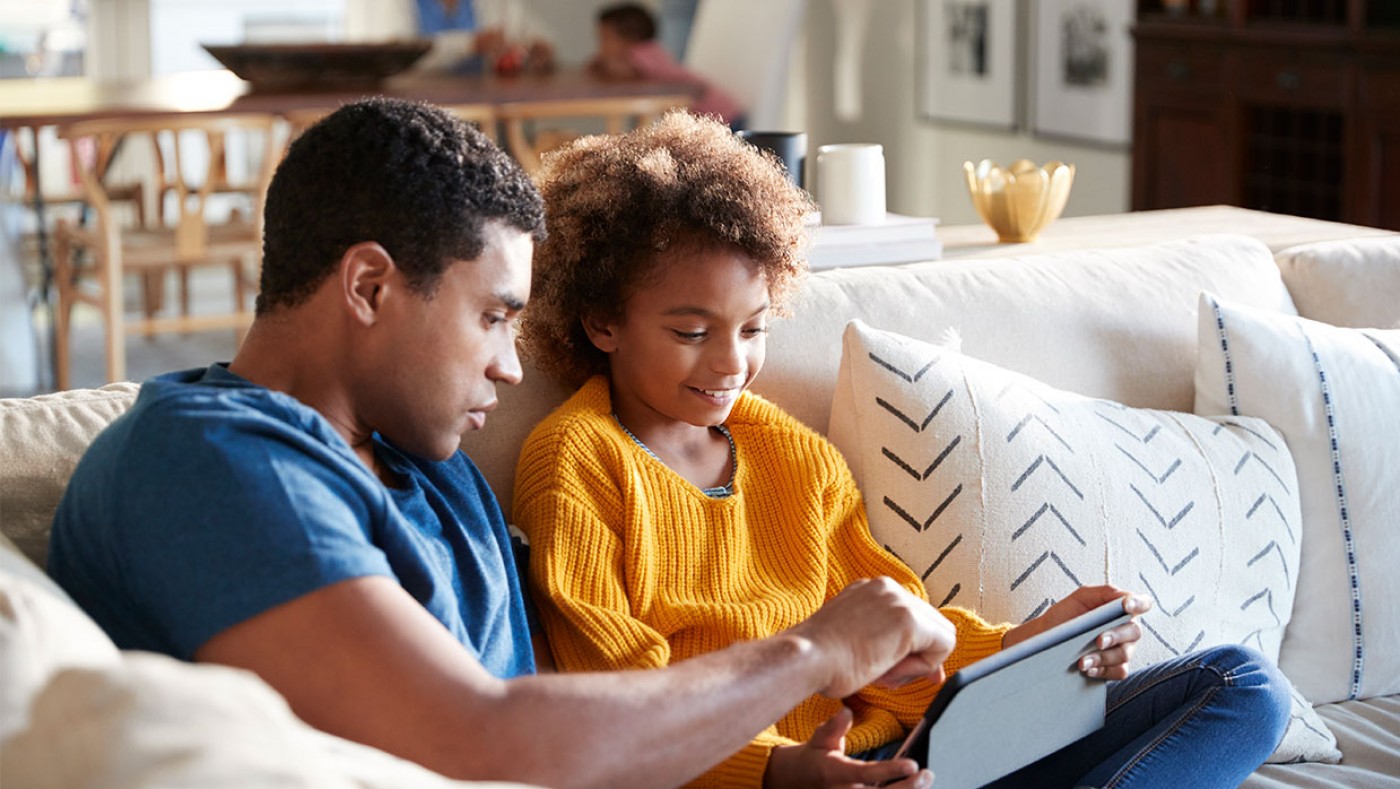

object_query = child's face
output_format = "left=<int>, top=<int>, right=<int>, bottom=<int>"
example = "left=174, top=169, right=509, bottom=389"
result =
left=596, top=23, right=632, bottom=63
left=586, top=247, right=770, bottom=433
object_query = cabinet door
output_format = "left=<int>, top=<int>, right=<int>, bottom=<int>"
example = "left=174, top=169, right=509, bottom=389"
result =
left=1358, top=62, right=1400, bottom=230
left=1132, top=40, right=1234, bottom=210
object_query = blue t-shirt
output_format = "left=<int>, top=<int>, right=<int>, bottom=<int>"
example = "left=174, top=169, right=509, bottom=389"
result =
left=48, top=364, right=534, bottom=679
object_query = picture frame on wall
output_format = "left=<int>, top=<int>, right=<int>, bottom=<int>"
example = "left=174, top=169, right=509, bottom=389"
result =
left=1031, top=0, right=1135, bottom=146
left=918, top=0, right=1021, bottom=129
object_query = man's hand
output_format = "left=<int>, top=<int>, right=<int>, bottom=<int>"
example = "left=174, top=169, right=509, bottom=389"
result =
left=1002, top=585, right=1151, bottom=681
left=789, top=577, right=956, bottom=699
left=764, top=707, right=933, bottom=789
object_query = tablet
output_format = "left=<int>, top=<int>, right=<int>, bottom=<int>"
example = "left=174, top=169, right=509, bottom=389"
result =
left=889, top=599, right=1133, bottom=789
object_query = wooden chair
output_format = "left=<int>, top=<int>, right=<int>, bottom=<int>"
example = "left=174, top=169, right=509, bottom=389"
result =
left=50, top=113, right=280, bottom=389
left=495, top=94, right=693, bottom=175
left=8, top=125, right=147, bottom=311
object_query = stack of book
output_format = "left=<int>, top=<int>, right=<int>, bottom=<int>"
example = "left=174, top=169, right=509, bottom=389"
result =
left=806, top=212, right=943, bottom=270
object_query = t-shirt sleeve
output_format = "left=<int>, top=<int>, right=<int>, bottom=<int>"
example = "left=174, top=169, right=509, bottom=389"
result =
left=90, top=396, right=394, bottom=659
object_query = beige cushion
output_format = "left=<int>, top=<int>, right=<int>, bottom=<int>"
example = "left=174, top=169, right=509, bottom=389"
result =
left=0, top=652, right=540, bottom=789
left=1274, top=236, right=1400, bottom=329
left=830, top=320, right=1339, bottom=763
left=0, top=383, right=139, bottom=568
left=762, top=234, right=1296, bottom=437
left=466, top=235, right=1298, bottom=521
left=0, top=533, right=121, bottom=741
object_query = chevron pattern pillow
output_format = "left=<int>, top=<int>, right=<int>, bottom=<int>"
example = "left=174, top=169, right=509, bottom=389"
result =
left=829, top=320, right=1338, bottom=764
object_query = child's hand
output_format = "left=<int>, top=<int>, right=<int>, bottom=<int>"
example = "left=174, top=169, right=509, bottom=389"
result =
left=1002, top=584, right=1151, bottom=681
left=763, top=707, right=933, bottom=789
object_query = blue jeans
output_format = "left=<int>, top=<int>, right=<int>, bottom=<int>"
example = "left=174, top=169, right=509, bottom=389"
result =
left=984, top=644, right=1291, bottom=789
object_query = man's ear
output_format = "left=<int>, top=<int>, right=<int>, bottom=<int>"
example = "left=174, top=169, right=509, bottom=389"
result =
left=339, top=242, right=397, bottom=325
left=581, top=312, right=619, bottom=353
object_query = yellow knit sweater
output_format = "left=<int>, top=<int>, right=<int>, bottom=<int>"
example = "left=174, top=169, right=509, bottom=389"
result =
left=514, top=377, right=1010, bottom=787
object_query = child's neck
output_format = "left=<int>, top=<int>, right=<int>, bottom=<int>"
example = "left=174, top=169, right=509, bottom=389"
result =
left=612, top=403, right=734, bottom=492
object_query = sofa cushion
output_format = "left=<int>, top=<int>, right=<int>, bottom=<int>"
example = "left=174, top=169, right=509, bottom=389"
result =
left=762, top=234, right=1297, bottom=436
left=1274, top=235, right=1400, bottom=329
left=1196, top=295, right=1400, bottom=706
left=0, top=534, right=121, bottom=741
left=1244, top=697, right=1400, bottom=788
left=463, top=235, right=1297, bottom=522
left=0, top=383, right=139, bottom=568
left=0, top=651, right=539, bottom=788
left=830, top=319, right=1338, bottom=763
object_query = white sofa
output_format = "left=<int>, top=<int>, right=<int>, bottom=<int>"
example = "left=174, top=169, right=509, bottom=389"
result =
left=3, top=228, right=1398, bottom=786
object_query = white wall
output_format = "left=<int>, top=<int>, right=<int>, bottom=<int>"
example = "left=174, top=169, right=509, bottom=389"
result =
left=800, top=0, right=1130, bottom=226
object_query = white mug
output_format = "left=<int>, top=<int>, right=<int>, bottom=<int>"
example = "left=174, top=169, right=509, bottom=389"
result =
left=817, top=143, right=886, bottom=225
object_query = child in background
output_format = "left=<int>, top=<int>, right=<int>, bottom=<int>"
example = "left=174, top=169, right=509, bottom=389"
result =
left=514, top=112, right=1290, bottom=788
left=589, top=2, right=745, bottom=129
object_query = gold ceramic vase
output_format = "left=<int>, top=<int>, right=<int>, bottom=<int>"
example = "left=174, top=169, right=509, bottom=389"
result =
left=963, top=159, right=1076, bottom=243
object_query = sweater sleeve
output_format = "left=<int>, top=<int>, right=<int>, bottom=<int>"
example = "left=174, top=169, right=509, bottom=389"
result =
left=514, top=421, right=674, bottom=673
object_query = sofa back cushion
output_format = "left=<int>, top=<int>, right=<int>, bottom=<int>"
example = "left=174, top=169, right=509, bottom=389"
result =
left=1274, top=235, right=1400, bottom=329
left=0, top=384, right=139, bottom=569
left=464, top=234, right=1296, bottom=521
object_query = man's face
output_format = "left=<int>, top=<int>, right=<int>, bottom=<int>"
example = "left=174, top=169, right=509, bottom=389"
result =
left=364, top=221, right=533, bottom=461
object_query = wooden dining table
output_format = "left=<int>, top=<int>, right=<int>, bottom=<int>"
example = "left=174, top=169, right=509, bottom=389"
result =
left=1, top=67, right=696, bottom=391
left=0, top=68, right=699, bottom=128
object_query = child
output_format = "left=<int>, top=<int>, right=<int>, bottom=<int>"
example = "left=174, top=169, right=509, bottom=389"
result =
left=589, top=2, right=744, bottom=129
left=514, top=113, right=1291, bottom=788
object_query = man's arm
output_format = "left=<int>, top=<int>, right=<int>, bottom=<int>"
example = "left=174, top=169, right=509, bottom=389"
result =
left=198, top=574, right=954, bottom=789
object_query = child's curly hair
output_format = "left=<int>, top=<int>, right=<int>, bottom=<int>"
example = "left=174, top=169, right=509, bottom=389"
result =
left=522, top=111, right=815, bottom=388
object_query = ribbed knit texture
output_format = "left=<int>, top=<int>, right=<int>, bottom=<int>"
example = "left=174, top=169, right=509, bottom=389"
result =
left=514, top=377, right=1010, bottom=787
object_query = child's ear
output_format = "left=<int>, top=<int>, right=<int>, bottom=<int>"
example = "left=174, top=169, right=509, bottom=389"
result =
left=581, top=313, right=619, bottom=353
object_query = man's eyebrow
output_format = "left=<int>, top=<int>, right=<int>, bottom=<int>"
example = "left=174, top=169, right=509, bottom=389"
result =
left=495, top=291, right=527, bottom=312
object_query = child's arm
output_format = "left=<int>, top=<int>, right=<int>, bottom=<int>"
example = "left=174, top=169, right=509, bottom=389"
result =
left=589, top=51, right=641, bottom=80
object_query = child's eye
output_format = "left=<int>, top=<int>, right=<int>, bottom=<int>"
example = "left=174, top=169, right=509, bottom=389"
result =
left=672, top=329, right=706, bottom=341
left=742, top=326, right=769, bottom=338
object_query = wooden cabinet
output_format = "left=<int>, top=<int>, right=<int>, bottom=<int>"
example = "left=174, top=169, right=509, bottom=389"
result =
left=1132, top=0, right=1400, bottom=229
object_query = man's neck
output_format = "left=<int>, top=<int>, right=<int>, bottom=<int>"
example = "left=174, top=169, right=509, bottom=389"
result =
left=229, top=309, right=378, bottom=478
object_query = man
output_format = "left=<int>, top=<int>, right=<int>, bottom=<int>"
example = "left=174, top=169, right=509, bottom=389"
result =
left=49, top=98, right=954, bottom=788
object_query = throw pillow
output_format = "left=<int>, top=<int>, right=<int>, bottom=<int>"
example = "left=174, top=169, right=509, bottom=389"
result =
left=0, top=534, right=121, bottom=741
left=0, top=652, right=535, bottom=788
left=1195, top=294, right=1400, bottom=705
left=1273, top=236, right=1400, bottom=329
left=0, top=383, right=139, bottom=568
left=830, top=319, right=1338, bottom=764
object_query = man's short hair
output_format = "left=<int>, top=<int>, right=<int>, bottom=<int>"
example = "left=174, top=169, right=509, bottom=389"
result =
left=258, top=98, right=546, bottom=313
left=598, top=3, right=658, bottom=43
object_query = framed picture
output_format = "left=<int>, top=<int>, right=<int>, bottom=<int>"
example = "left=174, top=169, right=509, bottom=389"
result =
left=1031, top=0, right=1135, bottom=146
left=918, top=0, right=1021, bottom=129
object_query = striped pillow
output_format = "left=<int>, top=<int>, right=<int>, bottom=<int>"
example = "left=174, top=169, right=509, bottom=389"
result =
left=1196, top=294, right=1400, bottom=705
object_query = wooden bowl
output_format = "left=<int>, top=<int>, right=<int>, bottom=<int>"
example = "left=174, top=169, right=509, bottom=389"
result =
left=201, top=40, right=433, bottom=92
